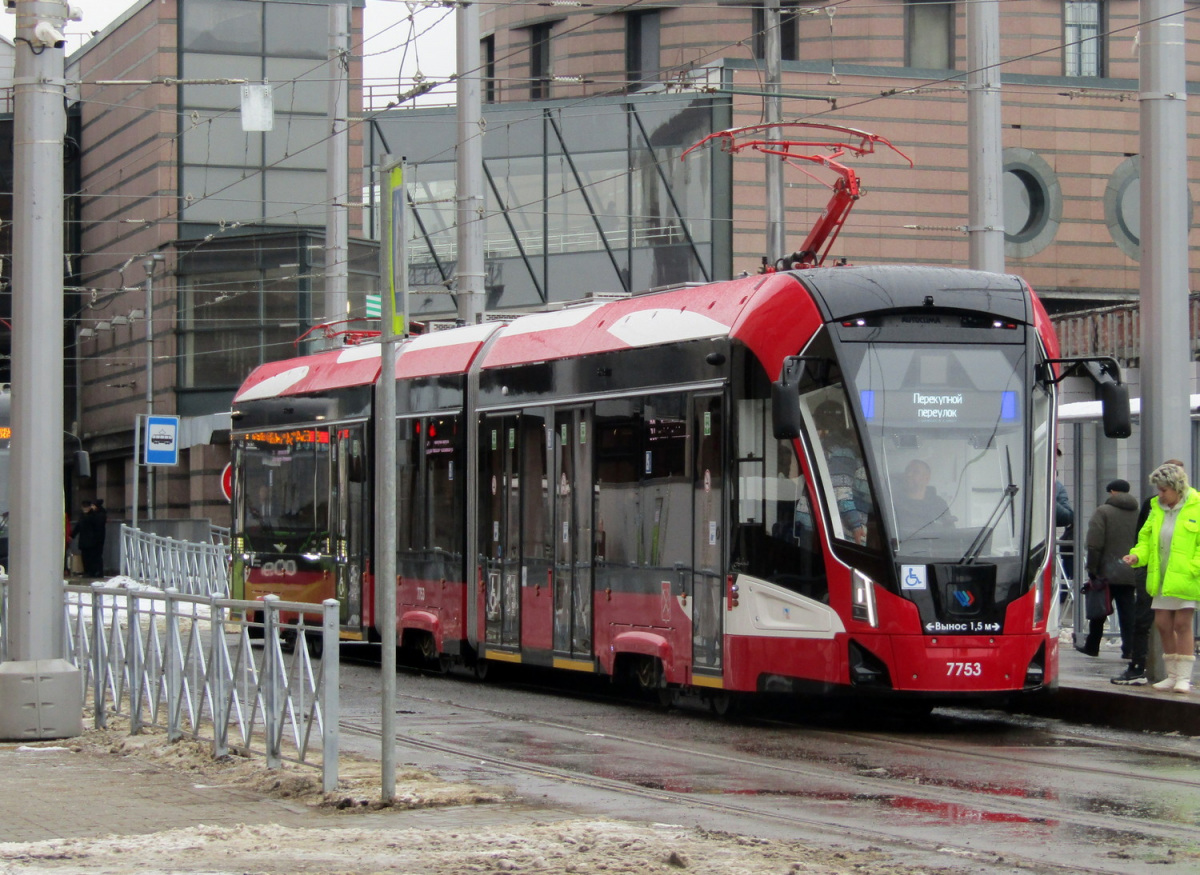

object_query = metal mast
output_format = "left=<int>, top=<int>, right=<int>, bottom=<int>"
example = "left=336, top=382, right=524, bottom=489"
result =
left=0, top=0, right=81, bottom=740
left=966, top=0, right=1005, bottom=272
left=325, top=3, right=350, bottom=338
left=456, top=0, right=485, bottom=323
left=1138, top=0, right=1191, bottom=477
left=764, top=0, right=786, bottom=265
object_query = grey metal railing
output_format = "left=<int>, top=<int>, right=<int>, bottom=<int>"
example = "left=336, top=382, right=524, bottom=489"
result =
left=120, top=524, right=230, bottom=596
left=0, top=580, right=339, bottom=791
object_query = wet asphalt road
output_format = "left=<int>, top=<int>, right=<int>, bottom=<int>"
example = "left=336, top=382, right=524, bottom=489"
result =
left=334, top=650, right=1200, bottom=874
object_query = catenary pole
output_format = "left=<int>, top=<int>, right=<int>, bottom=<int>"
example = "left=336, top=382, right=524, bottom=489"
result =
left=456, top=0, right=485, bottom=324
left=0, top=0, right=82, bottom=740
left=144, top=254, right=163, bottom=521
left=1134, top=0, right=1188, bottom=687
left=764, top=0, right=786, bottom=265
left=966, top=0, right=1005, bottom=273
left=325, top=3, right=350, bottom=341
left=375, top=158, right=401, bottom=800
left=1138, top=0, right=1190, bottom=482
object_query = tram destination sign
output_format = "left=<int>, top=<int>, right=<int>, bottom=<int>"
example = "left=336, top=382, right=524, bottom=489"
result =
left=860, top=389, right=1019, bottom=427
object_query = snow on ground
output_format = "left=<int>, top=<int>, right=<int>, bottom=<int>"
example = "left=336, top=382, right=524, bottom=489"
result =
left=0, top=724, right=952, bottom=875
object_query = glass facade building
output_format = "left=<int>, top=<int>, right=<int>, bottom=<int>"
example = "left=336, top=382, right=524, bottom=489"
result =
left=369, top=94, right=730, bottom=319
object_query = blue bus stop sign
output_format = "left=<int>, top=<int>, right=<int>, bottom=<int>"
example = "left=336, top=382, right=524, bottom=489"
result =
left=145, top=415, right=180, bottom=465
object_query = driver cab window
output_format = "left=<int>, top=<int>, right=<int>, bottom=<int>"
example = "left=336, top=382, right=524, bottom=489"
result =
left=800, top=387, right=880, bottom=548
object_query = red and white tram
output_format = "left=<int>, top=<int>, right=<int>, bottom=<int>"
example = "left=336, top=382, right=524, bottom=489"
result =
left=230, top=264, right=1128, bottom=707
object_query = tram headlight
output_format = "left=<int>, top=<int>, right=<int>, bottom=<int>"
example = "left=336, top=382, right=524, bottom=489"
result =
left=851, top=569, right=879, bottom=628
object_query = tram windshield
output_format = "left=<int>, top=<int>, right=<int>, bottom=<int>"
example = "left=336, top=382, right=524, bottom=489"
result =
left=238, top=429, right=331, bottom=552
left=843, top=343, right=1046, bottom=562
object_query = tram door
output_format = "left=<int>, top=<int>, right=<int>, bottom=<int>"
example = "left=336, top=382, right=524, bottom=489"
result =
left=552, top=408, right=594, bottom=656
left=692, top=394, right=724, bottom=672
left=332, top=425, right=367, bottom=630
left=480, top=416, right=521, bottom=648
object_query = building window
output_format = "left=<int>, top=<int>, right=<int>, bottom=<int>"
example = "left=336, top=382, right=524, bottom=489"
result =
left=626, top=10, right=660, bottom=92
left=1065, top=1, right=1103, bottom=77
left=482, top=34, right=496, bottom=103
left=529, top=22, right=552, bottom=99
left=905, top=0, right=953, bottom=70
left=752, top=3, right=799, bottom=61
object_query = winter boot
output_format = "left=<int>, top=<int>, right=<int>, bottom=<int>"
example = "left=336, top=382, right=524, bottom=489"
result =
left=1152, top=654, right=1179, bottom=691
left=1173, top=654, right=1195, bottom=694
left=1111, top=663, right=1148, bottom=685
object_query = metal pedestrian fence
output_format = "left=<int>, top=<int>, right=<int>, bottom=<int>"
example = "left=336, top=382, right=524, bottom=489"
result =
left=1, top=579, right=339, bottom=792
left=120, top=524, right=230, bottom=597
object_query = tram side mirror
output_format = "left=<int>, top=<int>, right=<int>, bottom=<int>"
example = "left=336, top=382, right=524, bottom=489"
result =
left=772, top=356, right=804, bottom=439
left=74, top=450, right=91, bottom=479
left=1100, top=381, right=1132, bottom=439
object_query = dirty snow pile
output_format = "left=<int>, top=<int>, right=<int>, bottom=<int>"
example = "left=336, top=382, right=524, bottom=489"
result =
left=0, top=820, right=922, bottom=875
left=0, top=726, right=938, bottom=875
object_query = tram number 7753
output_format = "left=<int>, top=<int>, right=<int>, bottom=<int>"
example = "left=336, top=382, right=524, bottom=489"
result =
left=946, top=662, right=983, bottom=677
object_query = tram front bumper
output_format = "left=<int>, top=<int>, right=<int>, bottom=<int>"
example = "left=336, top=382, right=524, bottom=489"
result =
left=857, top=634, right=1056, bottom=694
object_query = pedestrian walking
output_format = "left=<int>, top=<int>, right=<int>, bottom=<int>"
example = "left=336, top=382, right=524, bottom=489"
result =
left=1078, top=479, right=1138, bottom=657
left=1122, top=462, right=1200, bottom=694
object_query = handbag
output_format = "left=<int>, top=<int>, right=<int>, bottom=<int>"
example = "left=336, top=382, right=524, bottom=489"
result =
left=1083, top=578, right=1114, bottom=621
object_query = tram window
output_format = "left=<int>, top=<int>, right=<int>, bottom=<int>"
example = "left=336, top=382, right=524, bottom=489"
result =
left=396, top=420, right=423, bottom=553
left=427, top=416, right=462, bottom=560
left=596, top=400, right=641, bottom=566
left=848, top=343, right=1033, bottom=561
left=593, top=394, right=689, bottom=569
left=799, top=387, right=880, bottom=548
left=239, top=431, right=331, bottom=547
left=520, top=415, right=549, bottom=562
left=730, top=420, right=828, bottom=601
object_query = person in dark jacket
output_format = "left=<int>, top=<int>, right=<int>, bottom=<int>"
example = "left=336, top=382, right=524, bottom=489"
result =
left=1078, top=479, right=1139, bottom=657
left=73, top=500, right=106, bottom=577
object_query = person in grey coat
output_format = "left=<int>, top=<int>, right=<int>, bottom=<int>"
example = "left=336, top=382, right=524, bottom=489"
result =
left=1078, top=479, right=1140, bottom=657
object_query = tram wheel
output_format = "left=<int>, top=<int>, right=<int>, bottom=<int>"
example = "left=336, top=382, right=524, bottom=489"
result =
left=634, top=657, right=661, bottom=691
left=472, top=658, right=490, bottom=681
left=304, top=631, right=324, bottom=660
left=708, top=691, right=738, bottom=719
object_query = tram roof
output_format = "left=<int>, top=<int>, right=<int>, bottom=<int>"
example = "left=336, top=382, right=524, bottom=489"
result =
left=233, top=266, right=1044, bottom=402
left=233, top=344, right=381, bottom=402
left=478, top=274, right=781, bottom=370
left=791, top=265, right=1032, bottom=323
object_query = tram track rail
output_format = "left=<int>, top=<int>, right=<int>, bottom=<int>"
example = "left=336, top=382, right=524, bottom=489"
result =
left=336, top=673, right=1200, bottom=874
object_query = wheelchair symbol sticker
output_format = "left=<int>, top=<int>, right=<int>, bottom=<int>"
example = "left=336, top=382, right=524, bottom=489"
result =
left=901, top=565, right=928, bottom=591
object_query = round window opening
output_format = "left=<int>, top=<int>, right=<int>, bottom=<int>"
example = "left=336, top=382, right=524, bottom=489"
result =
left=1001, top=149, right=1061, bottom=258
left=1004, top=169, right=1047, bottom=241
left=1104, top=156, right=1193, bottom=262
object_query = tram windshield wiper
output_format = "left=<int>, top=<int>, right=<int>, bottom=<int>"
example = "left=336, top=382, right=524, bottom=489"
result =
left=959, top=484, right=1018, bottom=565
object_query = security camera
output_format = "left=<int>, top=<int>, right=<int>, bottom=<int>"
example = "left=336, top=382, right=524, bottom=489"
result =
left=33, top=21, right=65, bottom=48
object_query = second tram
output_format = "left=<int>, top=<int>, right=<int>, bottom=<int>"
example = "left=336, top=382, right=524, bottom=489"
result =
left=230, top=265, right=1127, bottom=706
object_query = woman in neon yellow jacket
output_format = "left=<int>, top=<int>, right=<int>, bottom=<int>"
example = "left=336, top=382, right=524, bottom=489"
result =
left=1122, top=462, right=1200, bottom=694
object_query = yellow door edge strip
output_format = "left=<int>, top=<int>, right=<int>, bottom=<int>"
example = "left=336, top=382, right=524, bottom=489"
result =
left=552, top=657, right=595, bottom=672
left=484, top=649, right=523, bottom=664
left=690, top=674, right=725, bottom=689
